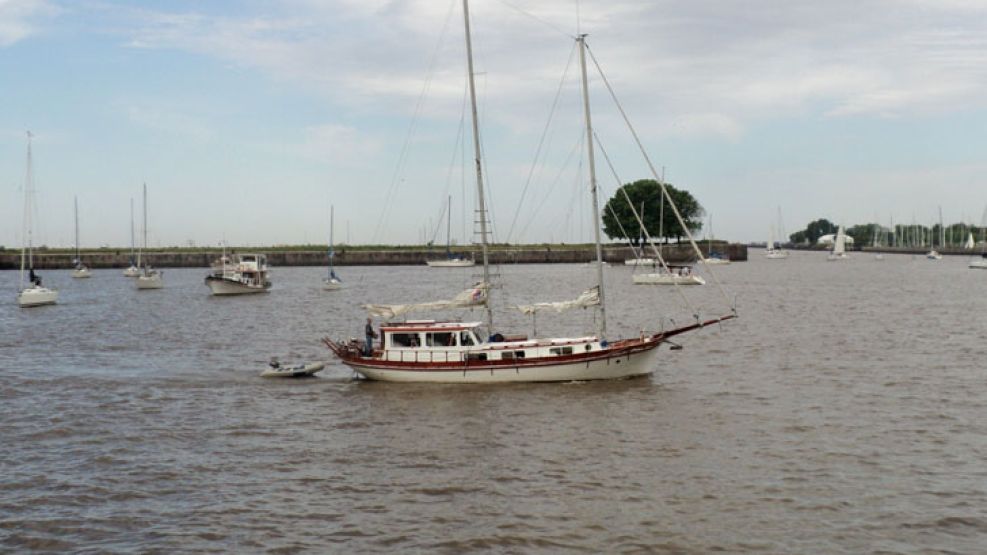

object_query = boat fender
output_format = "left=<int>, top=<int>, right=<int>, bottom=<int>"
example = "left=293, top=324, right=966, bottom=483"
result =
left=600, top=339, right=608, bottom=348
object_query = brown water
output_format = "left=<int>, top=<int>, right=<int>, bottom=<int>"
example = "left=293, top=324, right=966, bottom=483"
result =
left=2, top=253, right=986, bottom=553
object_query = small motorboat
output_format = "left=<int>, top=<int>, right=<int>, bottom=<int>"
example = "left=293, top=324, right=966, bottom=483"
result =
left=260, top=359, right=325, bottom=378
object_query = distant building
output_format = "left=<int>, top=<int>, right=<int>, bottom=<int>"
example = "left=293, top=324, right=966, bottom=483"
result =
left=817, top=234, right=855, bottom=246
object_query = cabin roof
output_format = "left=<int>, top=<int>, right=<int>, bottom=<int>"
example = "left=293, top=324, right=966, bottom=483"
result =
left=381, top=321, right=481, bottom=332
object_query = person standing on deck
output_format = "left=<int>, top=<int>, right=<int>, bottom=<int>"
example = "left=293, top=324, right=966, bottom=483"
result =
left=364, top=317, right=378, bottom=357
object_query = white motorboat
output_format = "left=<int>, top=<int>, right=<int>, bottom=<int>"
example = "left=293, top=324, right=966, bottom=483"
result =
left=205, top=253, right=272, bottom=295
left=71, top=196, right=92, bottom=278
left=135, top=184, right=163, bottom=290
left=827, top=225, right=849, bottom=261
left=261, top=360, right=325, bottom=378
left=322, top=4, right=734, bottom=383
left=16, top=132, right=58, bottom=308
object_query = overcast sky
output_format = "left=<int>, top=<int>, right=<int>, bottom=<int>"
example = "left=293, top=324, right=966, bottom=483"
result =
left=2, top=0, right=986, bottom=248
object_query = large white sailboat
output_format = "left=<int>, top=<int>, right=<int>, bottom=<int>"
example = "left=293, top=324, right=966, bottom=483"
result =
left=827, top=225, right=849, bottom=261
left=70, top=196, right=92, bottom=278
left=323, top=1, right=734, bottom=383
left=323, top=205, right=343, bottom=290
left=135, top=183, right=163, bottom=289
left=16, top=132, right=59, bottom=308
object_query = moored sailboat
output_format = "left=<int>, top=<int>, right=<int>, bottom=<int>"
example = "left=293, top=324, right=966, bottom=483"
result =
left=16, top=132, right=59, bottom=308
left=70, top=196, right=92, bottom=278
left=135, top=183, right=163, bottom=289
left=426, top=195, right=475, bottom=267
left=123, top=198, right=140, bottom=277
left=323, top=205, right=343, bottom=290
left=323, top=3, right=734, bottom=383
left=827, top=225, right=849, bottom=261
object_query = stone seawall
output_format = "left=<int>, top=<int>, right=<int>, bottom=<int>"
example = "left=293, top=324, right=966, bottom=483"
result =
left=0, top=244, right=747, bottom=269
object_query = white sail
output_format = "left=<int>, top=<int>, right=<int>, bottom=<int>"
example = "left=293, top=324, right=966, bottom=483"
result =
left=964, top=232, right=975, bottom=250
left=833, top=226, right=846, bottom=255
left=366, top=283, right=488, bottom=319
left=516, top=286, right=600, bottom=315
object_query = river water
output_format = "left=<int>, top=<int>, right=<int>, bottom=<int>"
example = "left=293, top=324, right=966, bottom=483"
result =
left=2, top=253, right=986, bottom=553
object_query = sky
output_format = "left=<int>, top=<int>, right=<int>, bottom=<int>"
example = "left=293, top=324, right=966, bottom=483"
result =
left=2, top=0, right=987, bottom=249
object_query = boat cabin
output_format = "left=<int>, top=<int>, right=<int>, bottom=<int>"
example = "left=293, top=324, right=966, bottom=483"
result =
left=377, top=320, right=602, bottom=364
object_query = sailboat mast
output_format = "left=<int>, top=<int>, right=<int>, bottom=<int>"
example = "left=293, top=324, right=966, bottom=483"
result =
left=577, top=35, right=607, bottom=338
left=329, top=204, right=335, bottom=277
left=130, top=198, right=135, bottom=262
left=142, top=183, right=148, bottom=264
left=21, top=131, right=35, bottom=287
left=462, top=0, right=493, bottom=332
left=446, top=194, right=452, bottom=254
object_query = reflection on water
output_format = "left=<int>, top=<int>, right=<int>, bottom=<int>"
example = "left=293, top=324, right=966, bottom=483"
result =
left=2, top=253, right=986, bottom=552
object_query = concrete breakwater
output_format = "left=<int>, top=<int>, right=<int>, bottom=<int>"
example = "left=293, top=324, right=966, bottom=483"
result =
left=0, top=243, right=746, bottom=270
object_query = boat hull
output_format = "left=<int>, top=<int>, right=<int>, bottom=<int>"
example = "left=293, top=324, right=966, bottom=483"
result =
left=17, top=286, right=59, bottom=307
left=827, top=253, right=849, bottom=261
left=137, top=274, right=163, bottom=289
left=426, top=259, right=475, bottom=267
left=123, top=266, right=141, bottom=277
left=765, top=251, right=789, bottom=259
left=323, top=278, right=343, bottom=290
left=71, top=267, right=92, bottom=278
left=632, top=273, right=706, bottom=285
left=624, top=258, right=656, bottom=266
left=261, top=362, right=325, bottom=378
left=969, top=258, right=987, bottom=269
left=205, top=276, right=270, bottom=295
left=339, top=341, right=662, bottom=383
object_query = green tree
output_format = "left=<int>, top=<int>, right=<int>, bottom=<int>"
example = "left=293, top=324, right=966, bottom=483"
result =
left=602, top=179, right=704, bottom=245
left=791, top=218, right=838, bottom=245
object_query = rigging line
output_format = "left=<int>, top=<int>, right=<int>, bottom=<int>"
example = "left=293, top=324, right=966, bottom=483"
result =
left=595, top=131, right=700, bottom=319
left=506, top=41, right=578, bottom=244
left=585, top=41, right=735, bottom=314
left=372, top=0, right=458, bottom=243
left=516, top=132, right=584, bottom=241
left=491, top=0, right=575, bottom=40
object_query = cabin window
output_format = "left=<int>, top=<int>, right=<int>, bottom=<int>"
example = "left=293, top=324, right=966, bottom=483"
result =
left=427, top=332, right=456, bottom=347
left=460, top=332, right=476, bottom=346
left=515, top=351, right=526, bottom=359
left=501, top=351, right=515, bottom=360
left=549, top=346, right=573, bottom=356
left=391, top=333, right=421, bottom=348
left=466, top=353, right=487, bottom=361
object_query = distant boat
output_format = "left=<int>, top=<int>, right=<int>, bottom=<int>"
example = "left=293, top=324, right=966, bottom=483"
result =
left=123, top=198, right=140, bottom=277
left=135, top=183, right=163, bottom=290
left=970, top=207, right=987, bottom=269
left=702, top=214, right=730, bottom=264
left=323, top=205, right=343, bottom=290
left=16, top=132, right=59, bottom=308
left=827, top=225, right=849, bottom=261
left=632, top=265, right=706, bottom=285
left=261, top=360, right=325, bottom=378
left=70, top=196, right=92, bottom=278
left=205, top=253, right=272, bottom=295
left=926, top=207, right=944, bottom=260
left=426, top=195, right=475, bottom=267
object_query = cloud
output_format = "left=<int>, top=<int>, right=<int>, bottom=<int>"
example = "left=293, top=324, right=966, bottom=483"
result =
left=0, top=0, right=54, bottom=46
left=126, top=103, right=212, bottom=142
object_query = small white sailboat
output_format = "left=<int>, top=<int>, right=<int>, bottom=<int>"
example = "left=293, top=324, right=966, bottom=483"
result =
left=205, top=253, right=271, bottom=295
left=632, top=266, right=706, bottom=285
left=16, top=132, right=59, bottom=307
left=926, top=207, right=944, bottom=260
left=323, top=205, right=343, bottom=290
left=970, top=207, right=987, bottom=269
left=765, top=207, right=789, bottom=259
left=702, top=214, right=730, bottom=264
left=135, top=183, right=163, bottom=290
left=123, top=198, right=140, bottom=277
left=827, top=225, right=849, bottom=261
left=70, top=196, right=92, bottom=278
left=426, top=195, right=475, bottom=267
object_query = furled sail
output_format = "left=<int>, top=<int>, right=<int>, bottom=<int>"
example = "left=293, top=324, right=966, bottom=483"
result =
left=365, top=282, right=488, bottom=319
left=516, top=286, right=600, bottom=315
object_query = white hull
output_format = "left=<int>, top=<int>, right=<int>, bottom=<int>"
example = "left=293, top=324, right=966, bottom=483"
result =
left=71, top=267, right=92, bottom=278
left=765, top=250, right=789, bottom=259
left=874, top=254, right=884, bottom=260
left=261, top=362, right=325, bottom=378
left=323, top=278, right=343, bottom=290
left=702, top=257, right=731, bottom=265
left=426, top=258, right=475, bottom=267
left=969, top=257, right=987, bottom=269
left=827, top=253, right=849, bottom=261
left=17, top=286, right=59, bottom=307
left=633, top=273, right=706, bottom=285
left=350, top=346, right=661, bottom=383
left=206, top=277, right=270, bottom=295
left=624, top=258, right=656, bottom=266
left=137, top=273, right=163, bottom=289
left=123, top=266, right=141, bottom=277
left=926, top=251, right=942, bottom=260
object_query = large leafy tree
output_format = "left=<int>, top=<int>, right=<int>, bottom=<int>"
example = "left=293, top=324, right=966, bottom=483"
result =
left=790, top=218, right=838, bottom=244
left=602, top=179, right=704, bottom=245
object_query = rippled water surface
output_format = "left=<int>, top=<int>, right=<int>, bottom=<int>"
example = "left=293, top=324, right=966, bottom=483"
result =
left=3, top=254, right=986, bottom=553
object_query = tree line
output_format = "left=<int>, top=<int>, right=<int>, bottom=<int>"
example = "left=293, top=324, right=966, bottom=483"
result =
left=789, top=218, right=986, bottom=248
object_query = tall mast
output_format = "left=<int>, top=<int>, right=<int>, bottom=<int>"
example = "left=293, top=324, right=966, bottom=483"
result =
left=577, top=35, right=607, bottom=338
left=21, top=131, right=35, bottom=287
left=329, top=204, right=335, bottom=277
left=142, top=183, right=148, bottom=264
left=462, top=0, right=493, bottom=332
left=130, top=198, right=135, bottom=262
left=446, top=194, right=452, bottom=254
